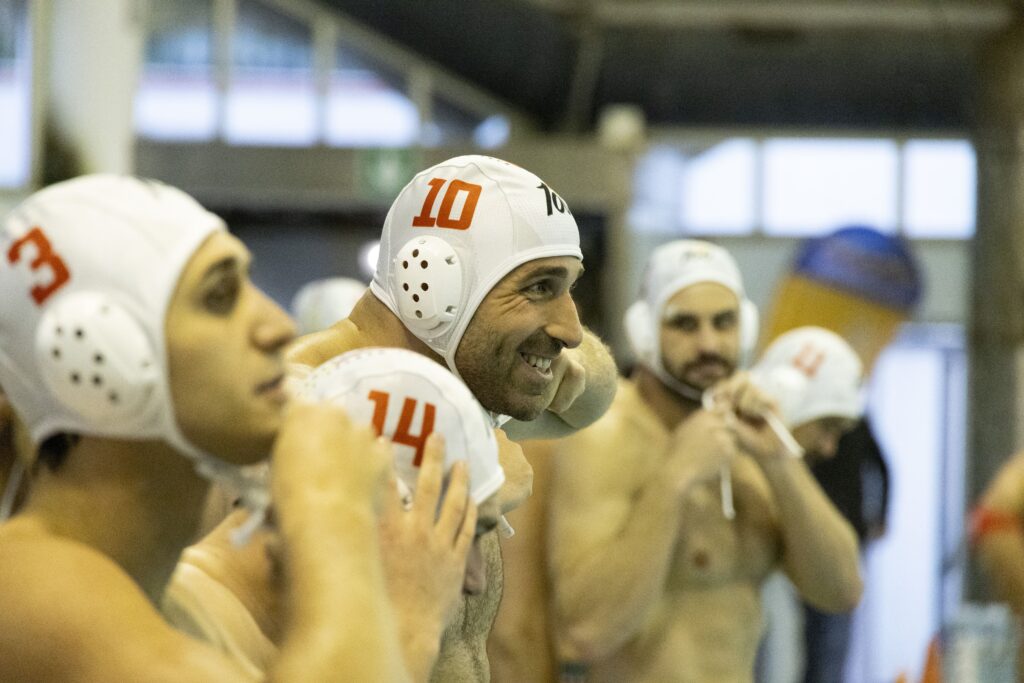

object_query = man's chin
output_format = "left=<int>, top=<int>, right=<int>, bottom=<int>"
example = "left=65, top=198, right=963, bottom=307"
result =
left=490, top=394, right=548, bottom=422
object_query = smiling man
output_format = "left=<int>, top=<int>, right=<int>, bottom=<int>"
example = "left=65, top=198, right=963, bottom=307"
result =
left=546, top=240, right=862, bottom=683
left=290, top=155, right=616, bottom=440
left=287, top=155, right=618, bottom=681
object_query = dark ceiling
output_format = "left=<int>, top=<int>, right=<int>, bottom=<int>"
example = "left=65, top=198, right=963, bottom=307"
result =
left=322, top=0, right=1014, bottom=132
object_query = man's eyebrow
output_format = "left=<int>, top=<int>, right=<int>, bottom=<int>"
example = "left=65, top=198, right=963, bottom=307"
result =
left=200, top=256, right=242, bottom=284
left=521, top=264, right=585, bottom=282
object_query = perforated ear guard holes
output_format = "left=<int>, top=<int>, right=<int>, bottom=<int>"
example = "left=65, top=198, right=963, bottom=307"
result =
left=394, top=236, right=463, bottom=335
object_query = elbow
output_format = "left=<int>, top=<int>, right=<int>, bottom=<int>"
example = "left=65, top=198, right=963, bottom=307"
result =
left=835, top=574, right=864, bottom=612
left=552, top=593, right=620, bottom=665
left=556, top=620, right=616, bottom=666
left=807, top=568, right=864, bottom=614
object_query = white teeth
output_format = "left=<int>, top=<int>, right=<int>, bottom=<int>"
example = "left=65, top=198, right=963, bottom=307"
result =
left=524, top=354, right=552, bottom=371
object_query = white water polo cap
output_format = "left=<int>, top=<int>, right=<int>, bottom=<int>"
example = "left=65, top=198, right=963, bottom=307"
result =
left=370, top=155, right=582, bottom=376
left=0, top=174, right=224, bottom=457
left=291, top=277, right=366, bottom=334
left=299, top=347, right=504, bottom=504
left=624, top=240, right=758, bottom=397
left=750, top=327, right=865, bottom=429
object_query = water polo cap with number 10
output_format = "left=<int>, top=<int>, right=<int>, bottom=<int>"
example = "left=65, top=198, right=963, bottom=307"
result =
left=370, top=155, right=582, bottom=382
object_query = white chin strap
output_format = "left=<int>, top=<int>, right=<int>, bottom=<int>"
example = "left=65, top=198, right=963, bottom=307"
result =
left=166, top=425, right=270, bottom=547
left=644, top=358, right=705, bottom=403
left=190, top=455, right=270, bottom=547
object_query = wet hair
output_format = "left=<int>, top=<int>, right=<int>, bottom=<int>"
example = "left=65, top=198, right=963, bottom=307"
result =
left=36, top=433, right=79, bottom=472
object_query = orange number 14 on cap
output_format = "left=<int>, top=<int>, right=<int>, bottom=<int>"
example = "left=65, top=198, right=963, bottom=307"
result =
left=367, top=390, right=438, bottom=467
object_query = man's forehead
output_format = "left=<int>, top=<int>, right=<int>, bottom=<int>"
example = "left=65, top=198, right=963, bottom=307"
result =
left=506, top=255, right=584, bottom=281
left=663, top=281, right=739, bottom=314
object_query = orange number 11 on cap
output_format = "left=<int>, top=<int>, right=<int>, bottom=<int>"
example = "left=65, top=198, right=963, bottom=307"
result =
left=412, top=178, right=482, bottom=230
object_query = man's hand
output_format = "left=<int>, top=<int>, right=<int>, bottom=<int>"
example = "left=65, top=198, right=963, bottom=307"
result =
left=547, top=353, right=587, bottom=416
left=666, top=407, right=738, bottom=494
left=379, top=435, right=477, bottom=679
left=707, top=373, right=788, bottom=464
left=271, top=402, right=391, bottom=534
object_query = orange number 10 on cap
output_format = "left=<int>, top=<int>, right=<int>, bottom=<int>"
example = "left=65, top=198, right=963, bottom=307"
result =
left=412, top=178, right=482, bottom=230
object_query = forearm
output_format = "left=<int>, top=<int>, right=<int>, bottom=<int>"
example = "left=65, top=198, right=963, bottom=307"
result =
left=552, top=477, right=682, bottom=662
left=555, top=330, right=618, bottom=431
left=759, top=458, right=862, bottom=612
left=272, top=503, right=410, bottom=683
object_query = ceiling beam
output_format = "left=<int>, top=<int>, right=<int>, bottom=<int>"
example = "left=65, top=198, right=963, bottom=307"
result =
left=592, top=1, right=1013, bottom=32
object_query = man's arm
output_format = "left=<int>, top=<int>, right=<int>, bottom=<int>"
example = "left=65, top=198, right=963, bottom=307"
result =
left=547, top=405, right=734, bottom=662
left=756, top=456, right=863, bottom=612
left=270, top=403, right=412, bottom=682
left=504, top=330, right=618, bottom=441
left=975, top=453, right=1024, bottom=614
left=717, top=377, right=862, bottom=613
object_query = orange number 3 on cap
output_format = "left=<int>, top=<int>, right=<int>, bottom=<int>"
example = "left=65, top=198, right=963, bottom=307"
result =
left=7, top=226, right=71, bottom=306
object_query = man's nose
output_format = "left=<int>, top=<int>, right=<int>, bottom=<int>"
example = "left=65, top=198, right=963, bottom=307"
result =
left=694, top=323, right=721, bottom=354
left=545, top=293, right=583, bottom=350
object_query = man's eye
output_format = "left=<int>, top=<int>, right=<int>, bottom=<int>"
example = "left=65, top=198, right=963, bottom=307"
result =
left=524, top=281, right=552, bottom=296
left=667, top=318, right=697, bottom=332
left=204, top=279, right=240, bottom=314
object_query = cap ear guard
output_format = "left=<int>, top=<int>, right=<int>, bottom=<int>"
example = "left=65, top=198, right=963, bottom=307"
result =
left=393, top=236, right=464, bottom=336
left=34, top=291, right=158, bottom=425
left=624, top=300, right=655, bottom=361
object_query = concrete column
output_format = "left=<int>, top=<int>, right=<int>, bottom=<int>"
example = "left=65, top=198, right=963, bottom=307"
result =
left=45, top=0, right=144, bottom=175
left=969, top=18, right=1024, bottom=596
left=597, top=105, right=645, bottom=364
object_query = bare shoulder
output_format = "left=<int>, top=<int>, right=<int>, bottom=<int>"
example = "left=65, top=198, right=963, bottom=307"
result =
left=552, top=379, right=664, bottom=496
left=0, top=525, right=249, bottom=683
left=285, top=319, right=363, bottom=367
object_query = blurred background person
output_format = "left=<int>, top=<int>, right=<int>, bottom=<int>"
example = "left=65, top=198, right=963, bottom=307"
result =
left=290, top=276, right=367, bottom=335
left=749, top=326, right=869, bottom=683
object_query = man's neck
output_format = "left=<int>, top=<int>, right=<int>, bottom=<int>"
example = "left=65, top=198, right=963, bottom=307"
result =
left=633, top=366, right=702, bottom=429
left=22, top=437, right=211, bottom=603
left=347, top=294, right=447, bottom=366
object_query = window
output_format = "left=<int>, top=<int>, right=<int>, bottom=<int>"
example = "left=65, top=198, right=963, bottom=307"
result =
left=224, top=0, right=317, bottom=146
left=0, top=0, right=31, bottom=188
left=681, top=138, right=757, bottom=235
left=903, top=140, right=975, bottom=239
left=135, top=0, right=218, bottom=141
left=325, top=46, right=418, bottom=148
left=763, top=138, right=899, bottom=236
left=633, top=135, right=973, bottom=239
